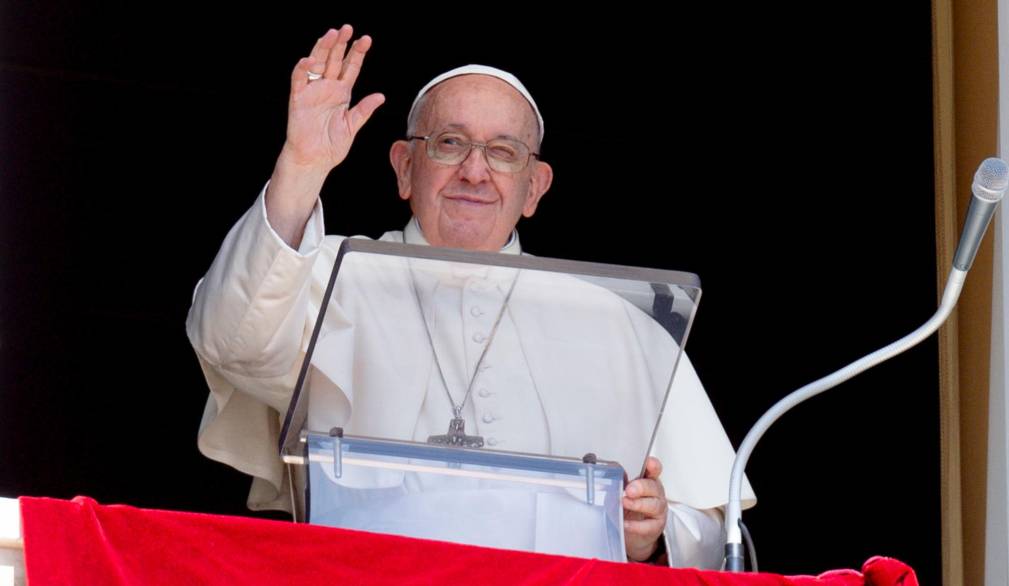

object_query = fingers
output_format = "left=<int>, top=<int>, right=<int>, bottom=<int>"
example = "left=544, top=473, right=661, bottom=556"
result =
left=626, top=477, right=666, bottom=502
left=644, top=456, right=663, bottom=479
left=324, top=25, right=354, bottom=79
left=623, top=495, right=668, bottom=519
left=291, top=58, right=310, bottom=94
left=624, top=462, right=667, bottom=563
left=291, top=28, right=340, bottom=96
left=624, top=516, right=666, bottom=539
left=293, top=27, right=374, bottom=96
left=624, top=475, right=668, bottom=522
left=309, top=27, right=344, bottom=75
left=624, top=462, right=668, bottom=561
left=340, top=35, right=373, bottom=87
left=348, top=92, right=386, bottom=135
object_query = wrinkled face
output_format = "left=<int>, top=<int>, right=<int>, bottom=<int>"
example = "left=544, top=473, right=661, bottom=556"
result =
left=390, top=75, right=552, bottom=251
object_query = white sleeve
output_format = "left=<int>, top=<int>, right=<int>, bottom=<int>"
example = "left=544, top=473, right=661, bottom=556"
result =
left=185, top=182, right=328, bottom=513
left=186, top=182, right=325, bottom=376
left=664, top=503, right=725, bottom=569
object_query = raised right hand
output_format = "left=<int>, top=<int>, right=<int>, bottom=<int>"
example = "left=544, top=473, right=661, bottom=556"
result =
left=266, top=26, right=385, bottom=248
left=280, top=25, right=385, bottom=172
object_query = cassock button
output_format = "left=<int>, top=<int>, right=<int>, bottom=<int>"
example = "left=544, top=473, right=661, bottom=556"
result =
left=487, top=437, right=499, bottom=447
left=481, top=413, right=495, bottom=423
left=478, top=388, right=492, bottom=398
left=472, top=332, right=487, bottom=344
left=470, top=306, right=484, bottom=317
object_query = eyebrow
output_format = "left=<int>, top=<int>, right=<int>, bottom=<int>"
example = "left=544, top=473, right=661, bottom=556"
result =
left=440, top=123, right=526, bottom=144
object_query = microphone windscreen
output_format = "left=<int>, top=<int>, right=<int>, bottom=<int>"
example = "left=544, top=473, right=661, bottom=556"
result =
left=973, top=157, right=1009, bottom=202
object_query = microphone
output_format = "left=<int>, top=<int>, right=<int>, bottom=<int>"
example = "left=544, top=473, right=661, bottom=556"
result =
left=723, top=157, right=1007, bottom=572
left=954, top=157, right=1009, bottom=270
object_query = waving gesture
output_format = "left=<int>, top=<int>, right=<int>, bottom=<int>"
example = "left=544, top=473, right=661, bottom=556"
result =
left=282, top=26, right=385, bottom=170
left=268, top=26, right=385, bottom=247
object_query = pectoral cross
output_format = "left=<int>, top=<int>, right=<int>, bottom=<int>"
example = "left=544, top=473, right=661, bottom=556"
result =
left=428, top=416, right=484, bottom=448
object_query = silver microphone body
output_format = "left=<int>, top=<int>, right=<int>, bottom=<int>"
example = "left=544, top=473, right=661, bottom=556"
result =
left=954, top=157, right=1009, bottom=270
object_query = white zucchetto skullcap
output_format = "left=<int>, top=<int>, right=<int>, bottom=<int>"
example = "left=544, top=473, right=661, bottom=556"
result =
left=407, top=64, right=544, bottom=140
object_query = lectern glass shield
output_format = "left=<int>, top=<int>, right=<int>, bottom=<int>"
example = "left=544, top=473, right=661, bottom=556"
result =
left=279, top=240, right=701, bottom=559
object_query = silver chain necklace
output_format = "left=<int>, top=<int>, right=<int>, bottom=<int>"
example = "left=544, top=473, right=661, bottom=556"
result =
left=402, top=241, right=518, bottom=448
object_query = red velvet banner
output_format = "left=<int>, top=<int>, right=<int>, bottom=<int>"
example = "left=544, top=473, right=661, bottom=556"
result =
left=18, top=496, right=916, bottom=586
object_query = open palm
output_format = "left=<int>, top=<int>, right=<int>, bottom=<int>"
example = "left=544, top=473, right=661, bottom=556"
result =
left=282, top=26, right=385, bottom=171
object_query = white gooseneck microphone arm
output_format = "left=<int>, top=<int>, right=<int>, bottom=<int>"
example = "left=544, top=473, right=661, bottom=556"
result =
left=723, top=157, right=1009, bottom=572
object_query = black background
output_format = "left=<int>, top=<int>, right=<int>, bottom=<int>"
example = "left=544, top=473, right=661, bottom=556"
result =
left=2, top=4, right=939, bottom=581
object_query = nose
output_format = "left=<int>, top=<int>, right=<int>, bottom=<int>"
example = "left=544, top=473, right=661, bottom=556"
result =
left=457, top=144, right=492, bottom=184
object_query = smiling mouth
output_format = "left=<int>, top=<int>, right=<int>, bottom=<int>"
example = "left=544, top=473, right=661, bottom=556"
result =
left=444, top=194, right=495, bottom=205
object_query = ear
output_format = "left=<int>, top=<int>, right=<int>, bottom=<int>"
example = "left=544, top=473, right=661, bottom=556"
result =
left=389, top=140, right=414, bottom=200
left=521, top=160, right=553, bottom=218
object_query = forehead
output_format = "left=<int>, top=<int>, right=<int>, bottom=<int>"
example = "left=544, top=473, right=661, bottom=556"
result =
left=421, top=75, right=538, bottom=141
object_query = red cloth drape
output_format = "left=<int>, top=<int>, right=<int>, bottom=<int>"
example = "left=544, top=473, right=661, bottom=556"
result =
left=18, top=496, right=916, bottom=585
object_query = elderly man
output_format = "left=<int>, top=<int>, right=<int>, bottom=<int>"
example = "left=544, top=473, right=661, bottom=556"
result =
left=187, top=25, right=752, bottom=568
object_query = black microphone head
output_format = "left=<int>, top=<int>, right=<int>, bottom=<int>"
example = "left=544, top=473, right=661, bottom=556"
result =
left=973, top=157, right=1009, bottom=202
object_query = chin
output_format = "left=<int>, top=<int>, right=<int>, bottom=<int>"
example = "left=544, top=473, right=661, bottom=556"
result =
left=433, top=217, right=497, bottom=250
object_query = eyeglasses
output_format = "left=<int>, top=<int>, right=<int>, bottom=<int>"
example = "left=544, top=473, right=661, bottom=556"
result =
left=407, top=131, right=539, bottom=173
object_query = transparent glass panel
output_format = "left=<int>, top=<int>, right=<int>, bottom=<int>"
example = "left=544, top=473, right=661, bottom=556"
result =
left=281, top=239, right=701, bottom=478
